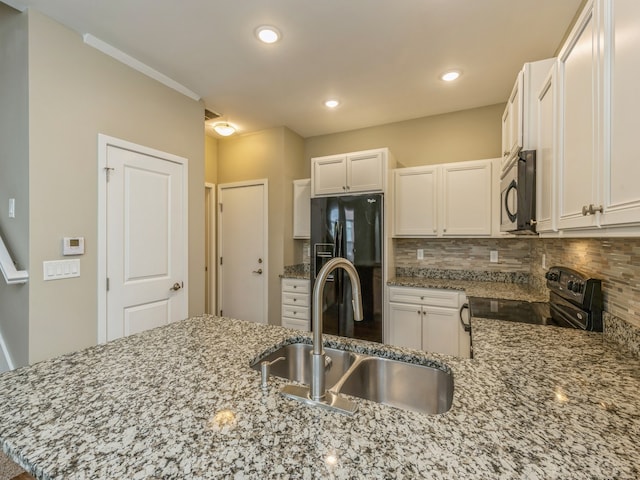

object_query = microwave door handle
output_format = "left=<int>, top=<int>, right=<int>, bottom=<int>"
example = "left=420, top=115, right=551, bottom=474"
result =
left=505, top=180, right=518, bottom=222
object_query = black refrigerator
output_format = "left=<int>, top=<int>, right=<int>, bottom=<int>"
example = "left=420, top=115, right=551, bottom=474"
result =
left=310, top=193, right=383, bottom=343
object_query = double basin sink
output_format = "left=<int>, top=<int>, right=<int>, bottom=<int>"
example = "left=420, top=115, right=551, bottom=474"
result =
left=251, top=343, right=453, bottom=415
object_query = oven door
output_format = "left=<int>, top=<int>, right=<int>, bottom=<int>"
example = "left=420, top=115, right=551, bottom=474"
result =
left=500, top=162, right=518, bottom=232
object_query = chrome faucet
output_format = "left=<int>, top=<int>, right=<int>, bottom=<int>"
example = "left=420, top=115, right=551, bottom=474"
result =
left=310, top=257, right=363, bottom=401
left=281, top=257, right=364, bottom=414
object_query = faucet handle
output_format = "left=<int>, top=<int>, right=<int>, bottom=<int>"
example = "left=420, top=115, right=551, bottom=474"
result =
left=260, top=356, right=285, bottom=390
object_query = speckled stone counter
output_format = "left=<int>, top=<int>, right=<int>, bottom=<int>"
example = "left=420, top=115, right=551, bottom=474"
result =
left=280, top=264, right=310, bottom=280
left=1, top=315, right=639, bottom=479
left=389, top=276, right=549, bottom=302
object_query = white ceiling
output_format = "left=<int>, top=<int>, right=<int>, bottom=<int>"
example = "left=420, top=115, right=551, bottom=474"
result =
left=6, top=0, right=583, bottom=138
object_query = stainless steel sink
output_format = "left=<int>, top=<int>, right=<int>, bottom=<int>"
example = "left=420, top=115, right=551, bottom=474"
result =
left=251, top=343, right=357, bottom=389
left=253, top=343, right=454, bottom=415
left=333, top=356, right=454, bottom=414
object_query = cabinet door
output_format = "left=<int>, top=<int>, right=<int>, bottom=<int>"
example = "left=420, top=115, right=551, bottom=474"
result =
left=393, top=167, right=438, bottom=236
left=508, top=70, right=524, bottom=159
left=601, top=0, right=640, bottom=226
left=501, top=103, right=511, bottom=171
left=442, top=160, right=492, bottom=236
left=557, top=1, right=600, bottom=229
left=422, top=306, right=460, bottom=357
left=388, top=303, right=423, bottom=350
left=346, top=150, right=385, bottom=193
left=536, top=64, right=558, bottom=233
left=311, top=155, right=346, bottom=196
left=293, top=179, right=311, bottom=238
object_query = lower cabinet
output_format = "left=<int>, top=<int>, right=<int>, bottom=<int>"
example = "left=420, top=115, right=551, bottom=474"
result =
left=388, top=286, right=470, bottom=358
left=281, top=278, right=310, bottom=331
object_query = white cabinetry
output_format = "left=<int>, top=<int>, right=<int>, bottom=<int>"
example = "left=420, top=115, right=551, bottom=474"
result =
left=536, top=63, right=558, bottom=233
left=557, top=1, right=601, bottom=230
left=501, top=58, right=556, bottom=172
left=293, top=179, right=310, bottom=239
left=600, top=0, right=640, bottom=226
left=387, top=286, right=470, bottom=358
left=311, top=148, right=386, bottom=197
left=281, top=278, right=310, bottom=331
left=393, top=166, right=438, bottom=236
left=392, top=159, right=496, bottom=237
left=442, top=160, right=493, bottom=236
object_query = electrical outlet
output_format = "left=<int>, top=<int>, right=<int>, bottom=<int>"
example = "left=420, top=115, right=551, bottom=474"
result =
left=417, top=249, right=424, bottom=260
left=542, top=254, right=547, bottom=269
left=490, top=250, right=498, bottom=263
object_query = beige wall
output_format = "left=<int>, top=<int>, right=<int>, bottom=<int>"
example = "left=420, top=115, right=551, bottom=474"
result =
left=26, top=10, right=205, bottom=363
left=217, top=127, right=305, bottom=325
left=0, top=4, right=30, bottom=367
left=305, top=103, right=504, bottom=167
left=205, top=134, right=218, bottom=184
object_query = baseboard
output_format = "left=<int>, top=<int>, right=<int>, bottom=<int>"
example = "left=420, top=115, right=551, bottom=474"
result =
left=0, top=327, right=14, bottom=372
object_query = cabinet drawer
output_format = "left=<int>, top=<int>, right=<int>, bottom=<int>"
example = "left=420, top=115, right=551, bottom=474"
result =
left=282, top=317, right=310, bottom=331
left=388, top=286, right=461, bottom=308
left=282, top=305, right=309, bottom=320
left=282, top=278, right=310, bottom=294
left=282, top=292, right=309, bottom=307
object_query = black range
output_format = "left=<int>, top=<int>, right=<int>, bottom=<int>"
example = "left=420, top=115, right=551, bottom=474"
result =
left=468, top=266, right=603, bottom=331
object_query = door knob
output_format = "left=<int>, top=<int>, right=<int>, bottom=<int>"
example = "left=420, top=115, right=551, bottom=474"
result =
left=170, top=282, right=182, bottom=291
left=252, top=269, right=263, bottom=274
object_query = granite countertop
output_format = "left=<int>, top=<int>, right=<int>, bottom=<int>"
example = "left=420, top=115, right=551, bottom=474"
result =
left=280, top=264, right=310, bottom=280
left=389, top=276, right=549, bottom=302
left=1, top=315, right=639, bottom=479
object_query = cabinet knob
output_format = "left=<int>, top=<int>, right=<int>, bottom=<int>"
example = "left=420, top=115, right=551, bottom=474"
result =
left=417, top=310, right=421, bottom=315
left=420, top=296, right=424, bottom=300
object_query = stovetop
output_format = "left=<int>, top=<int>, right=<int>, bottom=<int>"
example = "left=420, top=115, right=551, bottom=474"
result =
left=467, top=297, right=574, bottom=327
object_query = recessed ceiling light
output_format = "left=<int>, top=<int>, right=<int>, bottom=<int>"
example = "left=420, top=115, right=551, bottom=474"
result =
left=256, top=26, right=281, bottom=44
left=212, top=122, right=236, bottom=136
left=441, top=70, right=461, bottom=82
left=324, top=99, right=340, bottom=108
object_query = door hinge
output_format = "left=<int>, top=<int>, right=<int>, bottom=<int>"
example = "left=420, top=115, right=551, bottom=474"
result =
left=104, top=167, right=114, bottom=182
left=220, top=257, right=223, bottom=265
left=219, top=203, right=223, bottom=213
left=220, top=309, right=223, bottom=316
left=106, top=278, right=110, bottom=291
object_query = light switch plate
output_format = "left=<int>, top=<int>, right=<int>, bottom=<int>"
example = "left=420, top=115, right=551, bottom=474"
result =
left=43, top=259, right=80, bottom=281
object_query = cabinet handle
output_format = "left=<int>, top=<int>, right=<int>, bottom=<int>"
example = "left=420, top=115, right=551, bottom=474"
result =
left=503, top=151, right=510, bottom=156
left=582, top=204, right=604, bottom=216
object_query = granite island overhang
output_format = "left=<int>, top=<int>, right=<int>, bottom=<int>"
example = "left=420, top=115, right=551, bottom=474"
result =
left=0, top=315, right=638, bottom=479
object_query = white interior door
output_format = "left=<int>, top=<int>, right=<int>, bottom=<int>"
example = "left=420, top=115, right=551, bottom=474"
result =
left=218, top=181, right=268, bottom=324
left=205, top=183, right=216, bottom=314
left=103, top=140, right=187, bottom=341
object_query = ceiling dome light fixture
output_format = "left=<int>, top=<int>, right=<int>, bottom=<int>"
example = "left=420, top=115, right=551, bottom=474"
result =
left=324, top=99, right=340, bottom=108
left=212, top=122, right=236, bottom=136
left=256, top=25, right=281, bottom=44
left=441, top=70, right=461, bottom=82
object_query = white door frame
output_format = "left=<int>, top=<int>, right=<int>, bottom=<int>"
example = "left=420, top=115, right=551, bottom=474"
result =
left=97, top=134, right=189, bottom=344
left=205, top=182, right=216, bottom=315
left=217, top=179, right=268, bottom=321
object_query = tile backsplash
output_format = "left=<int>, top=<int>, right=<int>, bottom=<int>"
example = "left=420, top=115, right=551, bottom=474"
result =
left=395, top=237, right=640, bottom=333
left=394, top=238, right=533, bottom=273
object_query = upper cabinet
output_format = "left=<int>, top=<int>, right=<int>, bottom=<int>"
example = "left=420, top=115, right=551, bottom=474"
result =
left=535, top=62, right=558, bottom=233
left=293, top=179, right=311, bottom=239
left=393, top=166, right=438, bottom=236
left=557, top=1, right=600, bottom=230
left=545, top=0, right=640, bottom=234
left=311, top=148, right=388, bottom=197
left=501, top=58, right=556, bottom=173
left=442, top=160, right=493, bottom=236
left=600, top=0, right=640, bottom=227
left=393, top=158, right=498, bottom=238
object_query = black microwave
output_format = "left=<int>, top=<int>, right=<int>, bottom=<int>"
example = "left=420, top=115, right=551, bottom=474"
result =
left=500, top=150, right=536, bottom=234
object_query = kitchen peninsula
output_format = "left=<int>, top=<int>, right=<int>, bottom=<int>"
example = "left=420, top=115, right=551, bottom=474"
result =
left=0, top=315, right=638, bottom=479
